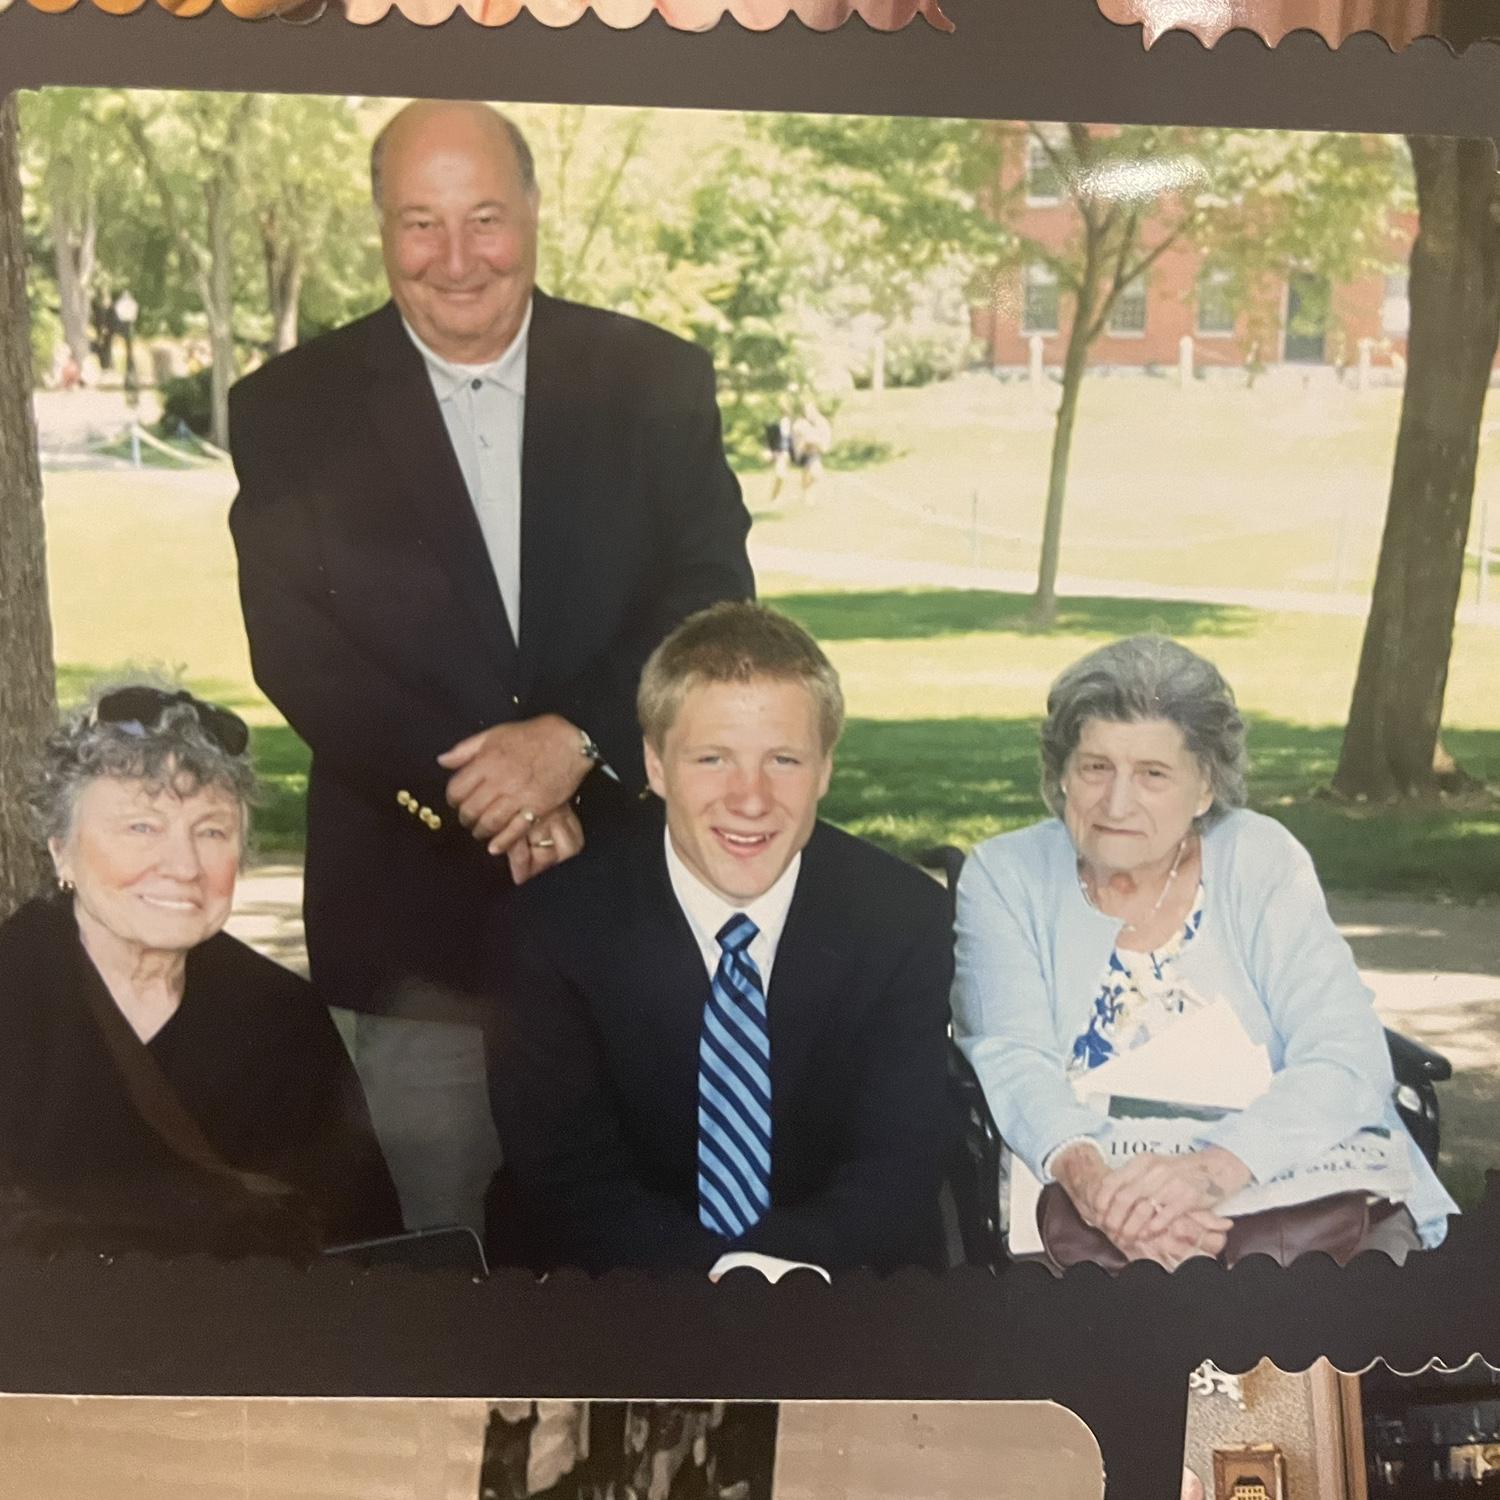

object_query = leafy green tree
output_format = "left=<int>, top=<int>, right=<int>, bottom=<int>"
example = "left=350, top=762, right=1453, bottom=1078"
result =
left=763, top=113, right=1000, bottom=391
left=243, top=95, right=383, bottom=354
left=655, top=137, right=868, bottom=461
left=994, top=125, right=1408, bottom=625
left=120, top=90, right=264, bottom=446
left=19, top=89, right=148, bottom=375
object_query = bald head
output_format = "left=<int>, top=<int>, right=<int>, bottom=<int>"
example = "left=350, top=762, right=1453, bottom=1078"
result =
left=371, top=101, right=536, bottom=214
left=373, top=99, right=540, bottom=364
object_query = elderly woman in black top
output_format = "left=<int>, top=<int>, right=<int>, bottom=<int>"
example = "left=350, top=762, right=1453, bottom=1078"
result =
left=0, top=684, right=400, bottom=1256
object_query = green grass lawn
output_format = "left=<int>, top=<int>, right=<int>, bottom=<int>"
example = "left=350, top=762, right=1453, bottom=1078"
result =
left=748, top=372, right=1500, bottom=602
left=39, top=373, right=1500, bottom=897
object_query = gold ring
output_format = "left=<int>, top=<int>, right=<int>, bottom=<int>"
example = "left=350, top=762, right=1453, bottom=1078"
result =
left=531, top=837, right=556, bottom=849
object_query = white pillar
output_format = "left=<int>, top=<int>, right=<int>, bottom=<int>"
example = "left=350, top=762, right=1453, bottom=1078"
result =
left=1179, top=335, right=1194, bottom=387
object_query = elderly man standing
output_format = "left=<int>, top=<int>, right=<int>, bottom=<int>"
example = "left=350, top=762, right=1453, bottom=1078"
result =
left=227, top=100, right=753, bottom=1237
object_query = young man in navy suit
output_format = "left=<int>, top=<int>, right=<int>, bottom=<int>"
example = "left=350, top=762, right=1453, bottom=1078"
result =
left=487, top=603, right=953, bottom=1275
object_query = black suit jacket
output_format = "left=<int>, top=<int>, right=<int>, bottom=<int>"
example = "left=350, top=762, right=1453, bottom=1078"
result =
left=486, top=817, right=955, bottom=1275
left=227, top=293, right=753, bottom=1010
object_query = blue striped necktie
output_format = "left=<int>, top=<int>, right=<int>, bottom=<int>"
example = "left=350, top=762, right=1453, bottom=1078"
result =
left=697, top=913, right=772, bottom=1239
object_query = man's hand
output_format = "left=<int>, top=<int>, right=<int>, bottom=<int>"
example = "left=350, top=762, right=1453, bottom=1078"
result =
left=438, top=715, right=592, bottom=854
left=505, top=804, right=585, bottom=885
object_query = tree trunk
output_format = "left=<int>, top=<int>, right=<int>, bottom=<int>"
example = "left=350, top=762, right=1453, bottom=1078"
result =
left=204, top=177, right=236, bottom=449
left=0, top=96, right=60, bottom=917
left=1032, top=235, right=1103, bottom=628
left=1332, top=137, right=1500, bottom=801
left=49, top=175, right=96, bottom=368
left=269, top=242, right=302, bottom=355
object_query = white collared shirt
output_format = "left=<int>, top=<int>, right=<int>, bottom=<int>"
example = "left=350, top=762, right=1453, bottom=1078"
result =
left=403, top=300, right=532, bottom=643
left=664, top=827, right=801, bottom=989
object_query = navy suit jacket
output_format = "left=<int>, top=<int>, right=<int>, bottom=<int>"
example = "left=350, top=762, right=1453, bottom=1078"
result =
left=227, top=293, right=753, bottom=1010
left=486, top=815, right=955, bottom=1274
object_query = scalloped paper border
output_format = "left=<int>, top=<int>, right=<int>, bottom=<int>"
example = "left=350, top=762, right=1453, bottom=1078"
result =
left=9, top=0, right=954, bottom=27
left=1096, top=0, right=1453, bottom=51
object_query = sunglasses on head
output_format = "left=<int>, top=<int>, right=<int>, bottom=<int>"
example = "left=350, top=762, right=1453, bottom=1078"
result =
left=92, top=687, right=251, bottom=758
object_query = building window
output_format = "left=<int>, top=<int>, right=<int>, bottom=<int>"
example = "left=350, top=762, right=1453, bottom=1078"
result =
left=1025, top=137, right=1064, bottom=203
left=1382, top=268, right=1410, bottom=337
left=1021, top=263, right=1060, bottom=335
left=1107, top=273, right=1148, bottom=336
left=1197, top=267, right=1236, bottom=337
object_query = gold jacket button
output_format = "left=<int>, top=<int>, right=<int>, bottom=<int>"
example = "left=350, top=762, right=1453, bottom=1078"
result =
left=396, top=790, right=414, bottom=809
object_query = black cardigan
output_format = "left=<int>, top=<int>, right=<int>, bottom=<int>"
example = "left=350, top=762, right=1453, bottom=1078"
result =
left=0, top=896, right=402, bottom=1257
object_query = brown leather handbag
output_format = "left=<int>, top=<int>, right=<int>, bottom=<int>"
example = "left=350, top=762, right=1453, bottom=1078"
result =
left=1036, top=1181, right=1375, bottom=1271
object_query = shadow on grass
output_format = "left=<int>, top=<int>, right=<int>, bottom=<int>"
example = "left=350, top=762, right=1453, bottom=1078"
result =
left=774, top=588, right=1260, bottom=643
left=53, top=665, right=1499, bottom=897
left=821, top=714, right=1500, bottom=901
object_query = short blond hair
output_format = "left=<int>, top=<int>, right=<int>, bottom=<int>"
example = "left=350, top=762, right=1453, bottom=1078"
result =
left=638, top=603, right=845, bottom=754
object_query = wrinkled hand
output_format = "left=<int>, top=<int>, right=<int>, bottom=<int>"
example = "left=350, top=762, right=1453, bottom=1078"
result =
left=1092, top=1147, right=1251, bottom=1249
left=1052, top=1142, right=1236, bottom=1270
left=1115, top=1208, right=1232, bottom=1271
left=505, top=804, right=585, bottom=885
left=1050, top=1140, right=1113, bottom=1227
left=438, top=715, right=591, bottom=854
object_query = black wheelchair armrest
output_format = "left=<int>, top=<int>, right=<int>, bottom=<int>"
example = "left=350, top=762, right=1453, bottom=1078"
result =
left=1385, top=1026, right=1453, bottom=1085
left=916, top=844, right=968, bottom=894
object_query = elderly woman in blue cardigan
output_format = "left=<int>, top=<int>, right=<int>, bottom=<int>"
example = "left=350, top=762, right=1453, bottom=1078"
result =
left=951, top=635, right=1455, bottom=1269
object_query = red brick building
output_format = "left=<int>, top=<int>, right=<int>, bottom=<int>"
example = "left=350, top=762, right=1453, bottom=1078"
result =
left=974, top=128, right=1415, bottom=377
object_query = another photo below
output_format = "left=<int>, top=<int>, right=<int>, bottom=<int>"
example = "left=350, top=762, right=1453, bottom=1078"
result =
left=1182, top=1355, right=1500, bottom=1498
left=1, top=91, right=1495, bottom=1276
left=0, top=1396, right=1102, bottom=1500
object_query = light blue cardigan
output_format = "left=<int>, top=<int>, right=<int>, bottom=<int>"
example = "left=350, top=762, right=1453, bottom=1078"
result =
left=951, top=808, right=1456, bottom=1248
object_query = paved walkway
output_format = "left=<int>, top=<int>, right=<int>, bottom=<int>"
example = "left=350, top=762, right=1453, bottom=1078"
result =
left=753, top=538, right=1500, bottom=629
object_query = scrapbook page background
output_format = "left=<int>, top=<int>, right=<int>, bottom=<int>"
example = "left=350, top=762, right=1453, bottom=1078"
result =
left=1, top=11, right=1500, bottom=1500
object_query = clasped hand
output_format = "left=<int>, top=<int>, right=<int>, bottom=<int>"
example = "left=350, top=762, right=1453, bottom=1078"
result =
left=437, top=714, right=591, bottom=883
left=1054, top=1142, right=1251, bottom=1270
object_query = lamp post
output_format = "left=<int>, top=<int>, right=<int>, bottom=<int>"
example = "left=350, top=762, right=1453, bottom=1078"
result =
left=113, top=290, right=141, bottom=467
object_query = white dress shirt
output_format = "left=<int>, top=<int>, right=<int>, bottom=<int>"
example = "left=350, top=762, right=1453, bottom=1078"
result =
left=403, top=301, right=532, bottom=643
left=664, top=828, right=801, bottom=988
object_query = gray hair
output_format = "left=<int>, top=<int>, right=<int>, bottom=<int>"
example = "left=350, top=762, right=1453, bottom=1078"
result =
left=1038, top=635, right=1248, bottom=825
left=28, top=680, right=259, bottom=852
left=370, top=102, right=537, bottom=211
